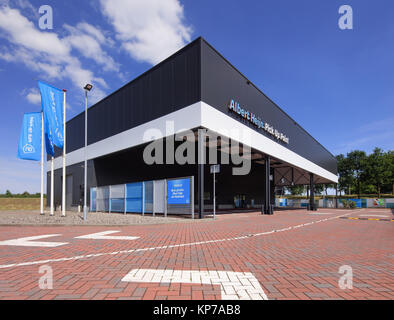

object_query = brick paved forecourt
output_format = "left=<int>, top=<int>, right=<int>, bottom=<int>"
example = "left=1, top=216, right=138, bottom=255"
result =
left=0, top=208, right=392, bottom=300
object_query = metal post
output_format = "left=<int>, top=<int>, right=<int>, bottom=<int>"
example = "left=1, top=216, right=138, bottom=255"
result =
left=62, top=90, right=66, bottom=217
left=109, top=185, right=111, bottom=214
left=40, top=112, right=44, bottom=215
left=152, top=181, right=155, bottom=217
left=164, top=179, right=168, bottom=218
left=213, top=171, right=216, bottom=219
left=50, top=157, right=54, bottom=216
left=191, top=176, right=195, bottom=219
left=198, top=129, right=205, bottom=219
left=124, top=184, right=127, bottom=215
left=263, top=155, right=272, bottom=215
left=335, top=183, right=338, bottom=209
left=142, top=182, right=145, bottom=216
left=83, top=90, right=88, bottom=221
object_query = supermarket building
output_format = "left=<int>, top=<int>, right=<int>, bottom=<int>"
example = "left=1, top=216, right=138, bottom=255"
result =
left=47, top=37, right=338, bottom=218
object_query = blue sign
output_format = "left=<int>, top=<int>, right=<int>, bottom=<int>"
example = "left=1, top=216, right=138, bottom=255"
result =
left=168, top=179, right=190, bottom=205
left=17, top=112, right=42, bottom=161
left=38, top=81, right=64, bottom=151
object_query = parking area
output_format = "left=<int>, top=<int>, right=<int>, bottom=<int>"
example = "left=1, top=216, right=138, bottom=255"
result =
left=0, top=208, right=393, bottom=300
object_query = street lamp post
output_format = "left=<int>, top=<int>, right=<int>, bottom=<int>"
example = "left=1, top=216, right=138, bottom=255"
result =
left=83, top=84, right=93, bottom=221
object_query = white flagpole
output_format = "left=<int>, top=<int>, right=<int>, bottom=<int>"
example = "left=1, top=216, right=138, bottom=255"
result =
left=62, top=90, right=67, bottom=217
left=50, top=156, right=54, bottom=216
left=40, top=112, right=44, bottom=215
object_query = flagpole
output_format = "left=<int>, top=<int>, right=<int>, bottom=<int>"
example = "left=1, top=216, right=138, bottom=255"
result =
left=40, top=112, right=44, bottom=215
left=50, top=156, right=54, bottom=216
left=62, top=90, right=67, bottom=217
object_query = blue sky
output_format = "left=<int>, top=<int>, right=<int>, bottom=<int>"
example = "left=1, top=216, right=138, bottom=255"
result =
left=0, top=0, right=393, bottom=193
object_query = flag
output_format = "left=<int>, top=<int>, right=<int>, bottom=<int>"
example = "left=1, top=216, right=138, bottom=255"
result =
left=17, top=112, right=42, bottom=161
left=43, top=111, right=55, bottom=157
left=38, top=81, right=64, bottom=150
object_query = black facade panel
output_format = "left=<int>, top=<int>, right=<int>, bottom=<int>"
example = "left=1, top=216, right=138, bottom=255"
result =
left=47, top=159, right=96, bottom=209
left=55, top=39, right=201, bottom=157
left=200, top=40, right=337, bottom=175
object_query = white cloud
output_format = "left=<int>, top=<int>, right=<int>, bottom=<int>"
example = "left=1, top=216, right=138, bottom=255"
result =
left=12, top=0, right=38, bottom=19
left=24, top=88, right=41, bottom=105
left=99, top=0, right=192, bottom=65
left=0, top=5, right=111, bottom=103
left=64, top=23, right=119, bottom=72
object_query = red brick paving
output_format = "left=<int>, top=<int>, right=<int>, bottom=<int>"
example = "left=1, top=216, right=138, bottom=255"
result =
left=0, top=208, right=393, bottom=300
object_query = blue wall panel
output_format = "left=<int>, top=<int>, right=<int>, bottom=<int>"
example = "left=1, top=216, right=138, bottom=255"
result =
left=125, top=182, right=143, bottom=213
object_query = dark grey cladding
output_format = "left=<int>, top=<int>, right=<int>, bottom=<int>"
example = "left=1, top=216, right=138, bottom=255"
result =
left=52, top=37, right=336, bottom=175
left=53, top=38, right=202, bottom=157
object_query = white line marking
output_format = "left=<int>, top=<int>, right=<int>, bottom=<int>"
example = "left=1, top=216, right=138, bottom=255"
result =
left=0, top=234, right=68, bottom=248
left=121, top=269, right=268, bottom=300
left=75, top=231, right=139, bottom=241
left=0, top=211, right=356, bottom=269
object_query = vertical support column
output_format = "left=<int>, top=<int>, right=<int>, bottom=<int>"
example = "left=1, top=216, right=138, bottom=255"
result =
left=335, top=183, right=338, bottom=209
left=198, top=129, right=205, bottom=219
left=164, top=179, right=168, bottom=218
left=191, top=176, right=195, bottom=219
left=142, top=182, right=145, bottom=216
left=263, top=155, right=273, bottom=215
left=152, top=181, right=155, bottom=217
left=109, top=185, right=111, bottom=213
left=124, top=184, right=127, bottom=215
left=308, top=173, right=316, bottom=211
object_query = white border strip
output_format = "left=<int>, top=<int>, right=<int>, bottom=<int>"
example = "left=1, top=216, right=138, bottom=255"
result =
left=48, top=102, right=202, bottom=171
left=201, top=102, right=338, bottom=182
left=48, top=101, right=337, bottom=183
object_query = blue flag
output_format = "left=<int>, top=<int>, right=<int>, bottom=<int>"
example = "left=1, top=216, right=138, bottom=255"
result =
left=43, top=110, right=55, bottom=157
left=38, top=81, right=64, bottom=150
left=17, top=112, right=42, bottom=161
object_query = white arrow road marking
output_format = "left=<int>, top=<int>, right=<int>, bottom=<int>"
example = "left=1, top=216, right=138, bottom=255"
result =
left=121, top=269, right=268, bottom=300
left=0, top=234, right=68, bottom=247
left=75, top=231, right=140, bottom=241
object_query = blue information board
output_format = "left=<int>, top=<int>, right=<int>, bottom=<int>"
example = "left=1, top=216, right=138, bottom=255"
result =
left=168, top=179, right=190, bottom=204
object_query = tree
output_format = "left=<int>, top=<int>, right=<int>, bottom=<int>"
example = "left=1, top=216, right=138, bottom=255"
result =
left=314, top=184, right=324, bottom=195
left=286, top=185, right=305, bottom=196
left=363, top=148, right=392, bottom=197
left=323, top=184, right=335, bottom=196
left=336, top=154, right=353, bottom=195
left=5, top=190, right=12, bottom=197
left=347, top=150, right=367, bottom=198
